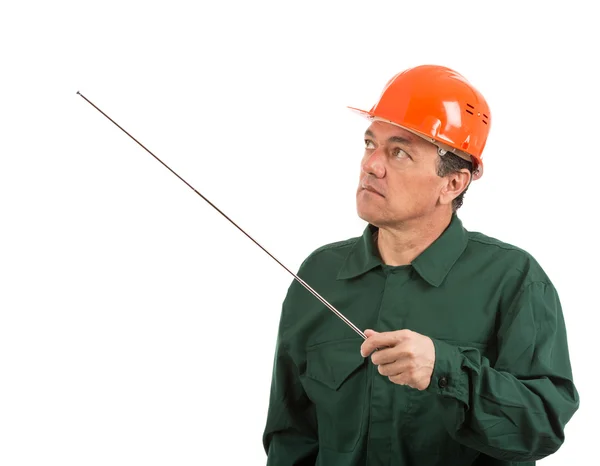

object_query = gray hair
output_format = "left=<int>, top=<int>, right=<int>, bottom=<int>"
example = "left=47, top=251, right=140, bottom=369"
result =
left=436, top=153, right=473, bottom=211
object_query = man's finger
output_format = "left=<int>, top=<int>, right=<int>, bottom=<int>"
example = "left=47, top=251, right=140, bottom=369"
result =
left=377, top=358, right=414, bottom=376
left=389, top=372, right=412, bottom=386
left=360, top=331, right=405, bottom=357
left=370, top=347, right=399, bottom=365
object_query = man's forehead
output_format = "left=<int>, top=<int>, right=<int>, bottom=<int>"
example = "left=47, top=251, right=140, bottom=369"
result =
left=365, top=120, right=440, bottom=157
left=365, top=121, right=418, bottom=142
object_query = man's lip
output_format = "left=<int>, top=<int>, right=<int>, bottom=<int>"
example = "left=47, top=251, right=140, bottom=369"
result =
left=362, top=185, right=385, bottom=197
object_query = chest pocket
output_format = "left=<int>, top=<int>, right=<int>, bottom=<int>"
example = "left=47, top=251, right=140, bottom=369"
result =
left=303, top=338, right=367, bottom=452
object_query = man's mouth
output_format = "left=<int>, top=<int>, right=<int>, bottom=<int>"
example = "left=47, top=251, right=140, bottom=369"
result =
left=362, top=184, right=385, bottom=197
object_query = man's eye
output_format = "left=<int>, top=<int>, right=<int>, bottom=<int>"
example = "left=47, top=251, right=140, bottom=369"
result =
left=392, top=148, right=410, bottom=159
left=365, top=139, right=375, bottom=149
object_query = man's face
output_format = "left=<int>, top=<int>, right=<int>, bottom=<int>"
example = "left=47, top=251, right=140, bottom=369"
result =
left=356, top=121, right=446, bottom=227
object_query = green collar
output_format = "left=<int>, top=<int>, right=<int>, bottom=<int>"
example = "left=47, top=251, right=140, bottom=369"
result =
left=337, top=215, right=469, bottom=287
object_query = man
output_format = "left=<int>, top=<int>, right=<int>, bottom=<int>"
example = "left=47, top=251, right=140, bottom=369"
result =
left=262, top=65, right=579, bottom=465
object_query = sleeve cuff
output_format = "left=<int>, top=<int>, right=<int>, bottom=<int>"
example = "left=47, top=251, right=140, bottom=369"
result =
left=426, top=338, right=469, bottom=404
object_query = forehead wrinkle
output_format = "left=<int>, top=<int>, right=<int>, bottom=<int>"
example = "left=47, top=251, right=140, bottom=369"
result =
left=365, top=124, right=416, bottom=144
left=365, top=128, right=417, bottom=150
left=365, top=123, right=438, bottom=159
left=387, top=135, right=414, bottom=146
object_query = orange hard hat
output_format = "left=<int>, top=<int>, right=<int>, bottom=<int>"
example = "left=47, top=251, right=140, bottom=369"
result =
left=349, top=65, right=491, bottom=180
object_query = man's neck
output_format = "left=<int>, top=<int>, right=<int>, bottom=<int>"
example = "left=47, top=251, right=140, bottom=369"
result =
left=375, top=212, right=453, bottom=266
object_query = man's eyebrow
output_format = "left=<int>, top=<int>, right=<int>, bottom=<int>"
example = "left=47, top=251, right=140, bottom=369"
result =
left=364, top=130, right=414, bottom=147
left=387, top=136, right=414, bottom=146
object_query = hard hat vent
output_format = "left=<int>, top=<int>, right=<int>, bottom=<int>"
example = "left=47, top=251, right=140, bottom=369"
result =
left=465, top=103, right=489, bottom=125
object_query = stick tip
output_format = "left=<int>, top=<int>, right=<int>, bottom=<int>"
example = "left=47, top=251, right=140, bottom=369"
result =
left=76, top=90, right=81, bottom=95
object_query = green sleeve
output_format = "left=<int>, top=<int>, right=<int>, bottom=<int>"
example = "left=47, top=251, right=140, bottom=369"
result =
left=262, top=308, right=318, bottom=465
left=427, top=281, right=579, bottom=462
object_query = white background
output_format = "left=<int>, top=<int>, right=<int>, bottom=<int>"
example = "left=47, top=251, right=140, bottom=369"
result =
left=1, top=1, right=597, bottom=464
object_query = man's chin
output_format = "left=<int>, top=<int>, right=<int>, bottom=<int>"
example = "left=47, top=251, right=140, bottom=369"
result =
left=357, top=207, right=381, bottom=226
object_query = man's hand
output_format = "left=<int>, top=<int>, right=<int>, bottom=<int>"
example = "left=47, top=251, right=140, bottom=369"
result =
left=360, top=329, right=436, bottom=390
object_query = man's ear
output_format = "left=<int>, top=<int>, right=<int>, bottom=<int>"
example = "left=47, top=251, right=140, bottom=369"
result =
left=439, top=169, right=471, bottom=206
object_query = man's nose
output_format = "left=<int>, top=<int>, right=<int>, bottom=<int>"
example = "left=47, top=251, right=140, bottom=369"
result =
left=362, top=147, right=386, bottom=178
